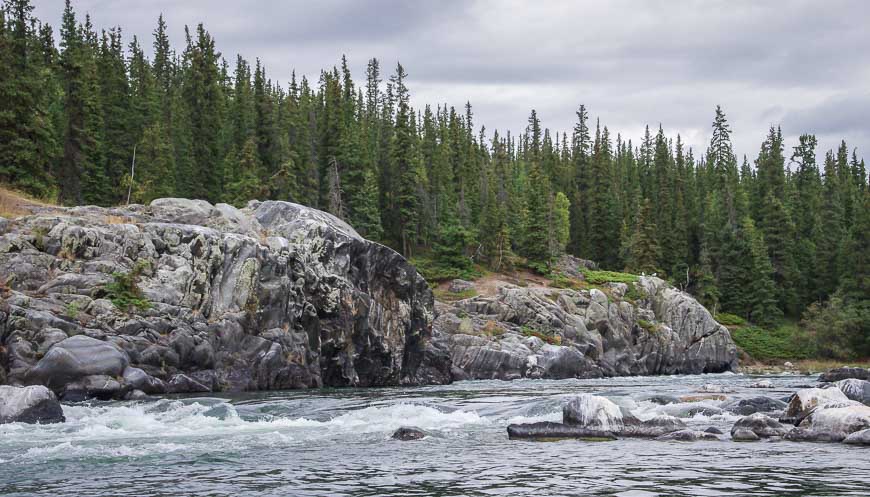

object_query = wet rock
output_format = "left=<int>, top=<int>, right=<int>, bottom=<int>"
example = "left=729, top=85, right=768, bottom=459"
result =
left=563, top=394, right=624, bottom=430
left=731, top=429, right=760, bottom=442
left=26, top=335, right=130, bottom=391
left=835, top=379, right=870, bottom=406
left=797, top=404, right=870, bottom=439
left=781, top=387, right=852, bottom=425
left=0, top=385, right=65, bottom=424
left=784, top=428, right=846, bottom=443
left=621, top=415, right=687, bottom=438
left=507, top=422, right=617, bottom=441
left=122, top=366, right=167, bottom=395
left=731, top=413, right=789, bottom=438
left=656, top=429, right=720, bottom=442
left=818, top=367, right=870, bottom=383
left=125, top=389, right=154, bottom=401
left=392, top=426, right=427, bottom=441
left=843, top=429, right=870, bottom=446
left=61, top=374, right=130, bottom=401
left=644, top=395, right=680, bottom=405
left=704, top=426, right=724, bottom=435
left=723, top=396, right=788, bottom=416
left=698, top=384, right=733, bottom=394
left=750, top=380, right=773, bottom=389
left=166, top=374, right=211, bottom=393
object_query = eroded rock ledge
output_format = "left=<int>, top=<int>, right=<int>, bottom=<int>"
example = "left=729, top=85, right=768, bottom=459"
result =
left=0, top=198, right=450, bottom=399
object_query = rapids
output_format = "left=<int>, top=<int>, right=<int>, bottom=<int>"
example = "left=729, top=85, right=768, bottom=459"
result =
left=1, top=373, right=868, bottom=496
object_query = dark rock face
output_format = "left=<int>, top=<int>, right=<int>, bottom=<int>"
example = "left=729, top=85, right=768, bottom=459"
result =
left=723, top=396, right=788, bottom=416
left=392, top=426, right=427, bottom=441
left=818, top=367, right=870, bottom=383
left=437, top=272, right=737, bottom=380
left=731, top=414, right=788, bottom=438
left=0, top=199, right=451, bottom=398
left=0, top=385, right=65, bottom=424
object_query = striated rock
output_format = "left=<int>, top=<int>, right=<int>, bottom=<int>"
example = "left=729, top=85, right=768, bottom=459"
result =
left=0, top=385, right=65, bottom=424
left=835, top=379, right=870, bottom=406
left=507, top=422, right=617, bottom=441
left=818, top=367, right=870, bottom=383
left=780, top=388, right=853, bottom=425
left=392, top=426, right=427, bottom=441
left=436, top=269, right=737, bottom=380
left=797, top=404, right=870, bottom=440
left=656, top=429, right=720, bottom=442
left=723, top=396, right=787, bottom=416
left=731, top=413, right=788, bottom=438
left=0, top=198, right=451, bottom=398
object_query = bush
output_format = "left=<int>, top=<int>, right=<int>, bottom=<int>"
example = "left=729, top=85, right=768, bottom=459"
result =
left=731, top=323, right=813, bottom=361
left=550, top=273, right=582, bottom=290
left=104, top=261, right=152, bottom=312
left=581, top=268, right=639, bottom=285
left=410, top=256, right=482, bottom=283
left=715, top=313, right=746, bottom=326
left=623, top=282, right=644, bottom=302
left=637, top=319, right=658, bottom=332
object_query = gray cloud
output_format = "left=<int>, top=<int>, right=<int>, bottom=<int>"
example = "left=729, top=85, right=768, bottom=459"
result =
left=31, top=0, right=870, bottom=162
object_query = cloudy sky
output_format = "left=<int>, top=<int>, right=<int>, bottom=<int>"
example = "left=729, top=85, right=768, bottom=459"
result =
left=32, top=0, right=870, bottom=164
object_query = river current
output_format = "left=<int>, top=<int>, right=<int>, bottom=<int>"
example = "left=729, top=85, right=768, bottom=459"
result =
left=1, top=373, right=867, bottom=496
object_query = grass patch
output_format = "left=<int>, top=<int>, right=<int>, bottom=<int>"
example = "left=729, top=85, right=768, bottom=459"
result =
left=637, top=319, right=657, bottom=332
left=581, top=268, right=639, bottom=285
left=623, top=282, right=644, bottom=302
left=482, top=320, right=506, bottom=337
left=715, top=313, right=746, bottom=326
left=433, top=287, right=478, bottom=302
left=731, top=323, right=813, bottom=361
left=521, top=325, right=562, bottom=345
left=410, top=256, right=483, bottom=283
left=549, top=273, right=583, bottom=290
left=104, top=261, right=152, bottom=312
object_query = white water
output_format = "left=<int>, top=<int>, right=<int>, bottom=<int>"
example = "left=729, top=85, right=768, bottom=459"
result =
left=2, top=373, right=869, bottom=496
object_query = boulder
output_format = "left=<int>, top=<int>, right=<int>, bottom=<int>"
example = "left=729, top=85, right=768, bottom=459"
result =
left=723, top=396, right=787, bottom=416
left=731, top=413, right=788, bottom=438
left=563, top=394, right=624, bottom=430
left=621, top=415, right=688, bottom=438
left=448, top=279, right=474, bottom=294
left=835, top=378, right=870, bottom=406
left=26, top=335, right=130, bottom=391
left=61, top=374, right=129, bottom=401
left=784, top=428, right=846, bottom=443
left=731, top=429, right=760, bottom=442
left=122, top=366, right=167, bottom=395
left=780, top=387, right=852, bottom=425
left=818, top=367, right=870, bottom=383
left=166, top=374, right=211, bottom=393
left=656, top=429, right=720, bottom=442
left=749, top=380, right=773, bottom=389
left=0, top=385, right=65, bottom=424
left=704, top=426, right=724, bottom=435
left=506, top=422, right=617, bottom=441
left=843, top=428, right=870, bottom=446
left=392, top=427, right=427, bottom=441
left=797, top=404, right=870, bottom=439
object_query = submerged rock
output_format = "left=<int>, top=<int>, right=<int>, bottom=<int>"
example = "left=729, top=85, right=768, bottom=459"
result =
left=0, top=385, right=65, bottom=424
left=656, top=429, right=720, bottom=442
left=507, top=422, right=617, bottom=441
left=818, top=367, right=870, bottom=383
left=731, top=413, right=788, bottom=438
left=704, top=426, right=724, bottom=435
left=0, top=198, right=452, bottom=398
left=392, top=426, right=427, bottom=441
left=731, top=428, right=760, bottom=442
left=723, top=396, right=787, bottom=416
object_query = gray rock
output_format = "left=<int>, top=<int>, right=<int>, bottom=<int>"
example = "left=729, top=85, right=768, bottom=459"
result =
left=26, top=335, right=130, bottom=391
left=61, top=374, right=129, bottom=401
left=506, top=422, right=617, bottom=441
left=843, top=428, right=870, bottom=446
left=562, top=394, right=685, bottom=437
left=731, top=413, right=789, bottom=438
left=122, top=367, right=167, bottom=395
left=166, top=374, right=211, bottom=393
left=818, top=367, right=870, bottom=383
left=392, top=426, right=427, bottom=441
left=704, top=426, right=724, bottom=435
left=724, top=396, right=788, bottom=416
left=0, top=198, right=452, bottom=398
left=0, top=385, right=65, bottom=424
left=731, top=428, right=760, bottom=442
left=644, top=395, right=680, bottom=405
left=781, top=387, right=853, bottom=425
left=448, top=279, right=474, bottom=293
left=835, top=378, right=870, bottom=406
left=656, top=429, right=720, bottom=442
left=784, top=427, right=846, bottom=443
left=797, top=404, right=870, bottom=439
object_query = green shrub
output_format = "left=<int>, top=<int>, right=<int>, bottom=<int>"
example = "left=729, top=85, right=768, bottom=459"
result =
left=550, top=273, right=582, bottom=290
left=731, top=323, right=813, bottom=361
left=581, top=268, right=639, bottom=285
left=410, top=256, right=482, bottom=283
left=637, top=319, right=661, bottom=333
left=104, top=261, right=152, bottom=311
left=623, top=282, right=644, bottom=302
left=715, top=313, right=746, bottom=326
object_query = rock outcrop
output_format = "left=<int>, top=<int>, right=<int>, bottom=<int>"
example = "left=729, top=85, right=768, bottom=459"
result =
left=0, top=198, right=451, bottom=398
left=818, top=367, right=870, bottom=383
left=438, top=275, right=737, bottom=380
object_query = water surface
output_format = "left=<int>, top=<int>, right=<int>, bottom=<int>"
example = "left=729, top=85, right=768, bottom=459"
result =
left=2, top=373, right=867, bottom=496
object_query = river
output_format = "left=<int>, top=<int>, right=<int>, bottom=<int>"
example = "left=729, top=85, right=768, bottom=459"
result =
left=1, top=373, right=867, bottom=496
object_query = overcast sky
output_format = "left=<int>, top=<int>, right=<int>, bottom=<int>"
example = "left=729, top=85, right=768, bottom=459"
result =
left=31, top=0, right=870, bottom=165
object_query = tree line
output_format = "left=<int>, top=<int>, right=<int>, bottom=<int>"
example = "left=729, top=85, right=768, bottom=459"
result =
left=1, top=0, right=867, bottom=356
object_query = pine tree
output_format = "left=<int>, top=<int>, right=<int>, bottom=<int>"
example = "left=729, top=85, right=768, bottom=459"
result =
left=225, top=137, right=262, bottom=207
left=133, top=121, right=175, bottom=203
left=625, top=198, right=661, bottom=274
left=552, top=191, right=570, bottom=256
